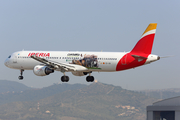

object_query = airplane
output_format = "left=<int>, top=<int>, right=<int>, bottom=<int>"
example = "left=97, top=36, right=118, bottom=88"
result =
left=4, top=23, right=160, bottom=82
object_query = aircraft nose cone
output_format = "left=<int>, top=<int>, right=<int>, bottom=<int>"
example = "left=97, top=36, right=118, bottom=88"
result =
left=4, top=59, right=9, bottom=67
left=157, top=56, right=160, bottom=60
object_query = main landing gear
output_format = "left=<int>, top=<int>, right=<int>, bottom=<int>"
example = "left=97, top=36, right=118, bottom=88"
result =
left=60, top=72, right=94, bottom=82
left=61, top=75, right=69, bottom=82
left=61, top=72, right=69, bottom=82
left=86, top=76, right=94, bottom=82
left=18, top=69, right=24, bottom=80
left=86, top=73, right=94, bottom=82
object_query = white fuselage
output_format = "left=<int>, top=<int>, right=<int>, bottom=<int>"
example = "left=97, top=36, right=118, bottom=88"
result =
left=4, top=23, right=160, bottom=82
left=4, top=51, right=159, bottom=72
left=5, top=51, right=126, bottom=72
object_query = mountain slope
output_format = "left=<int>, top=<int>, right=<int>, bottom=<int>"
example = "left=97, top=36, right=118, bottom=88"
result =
left=140, top=89, right=180, bottom=99
left=0, top=83, right=87, bottom=105
left=0, top=80, right=31, bottom=93
left=0, top=82, right=157, bottom=120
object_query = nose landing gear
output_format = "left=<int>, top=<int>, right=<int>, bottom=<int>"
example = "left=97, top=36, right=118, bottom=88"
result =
left=18, top=69, right=24, bottom=80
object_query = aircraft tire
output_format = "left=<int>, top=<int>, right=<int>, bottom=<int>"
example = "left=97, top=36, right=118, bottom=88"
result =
left=65, top=76, right=69, bottom=82
left=18, top=76, right=23, bottom=80
left=61, top=76, right=69, bottom=82
left=90, top=76, right=94, bottom=82
left=86, top=76, right=94, bottom=82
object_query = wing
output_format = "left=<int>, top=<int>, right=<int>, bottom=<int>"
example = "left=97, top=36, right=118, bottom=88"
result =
left=30, top=55, right=88, bottom=72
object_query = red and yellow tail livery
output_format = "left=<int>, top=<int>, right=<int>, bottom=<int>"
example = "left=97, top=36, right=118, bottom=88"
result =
left=116, top=23, right=158, bottom=71
left=131, top=23, right=157, bottom=55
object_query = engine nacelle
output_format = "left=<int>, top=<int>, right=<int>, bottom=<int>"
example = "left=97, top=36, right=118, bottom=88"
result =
left=71, top=71, right=88, bottom=76
left=33, top=65, right=54, bottom=76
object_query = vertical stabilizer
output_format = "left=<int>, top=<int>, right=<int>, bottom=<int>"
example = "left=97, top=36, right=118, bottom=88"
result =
left=130, top=23, right=157, bottom=55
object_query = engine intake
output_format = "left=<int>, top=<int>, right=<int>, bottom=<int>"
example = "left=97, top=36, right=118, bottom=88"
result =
left=33, top=65, right=54, bottom=76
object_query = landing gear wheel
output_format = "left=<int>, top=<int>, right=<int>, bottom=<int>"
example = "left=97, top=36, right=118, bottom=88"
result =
left=18, top=69, right=24, bottom=80
left=61, top=76, right=69, bottom=82
left=86, top=76, right=94, bottom=82
left=18, top=76, right=23, bottom=80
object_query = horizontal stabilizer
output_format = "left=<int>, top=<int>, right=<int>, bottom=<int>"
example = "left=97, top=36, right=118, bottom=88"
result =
left=131, top=54, right=147, bottom=60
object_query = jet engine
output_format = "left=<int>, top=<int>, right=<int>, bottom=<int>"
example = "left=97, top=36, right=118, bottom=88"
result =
left=71, top=71, right=88, bottom=76
left=33, top=65, right=54, bottom=76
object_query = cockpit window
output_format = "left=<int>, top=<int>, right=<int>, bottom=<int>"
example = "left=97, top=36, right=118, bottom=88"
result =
left=8, top=55, right=11, bottom=58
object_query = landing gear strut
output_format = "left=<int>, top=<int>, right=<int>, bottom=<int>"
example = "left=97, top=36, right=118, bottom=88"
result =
left=86, top=73, right=94, bottom=82
left=18, top=69, right=24, bottom=80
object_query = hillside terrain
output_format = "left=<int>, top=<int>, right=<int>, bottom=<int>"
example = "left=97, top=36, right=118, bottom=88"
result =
left=0, top=81, right=86, bottom=105
left=0, top=80, right=31, bottom=93
left=0, top=81, right=157, bottom=120
left=1, top=80, right=180, bottom=120
left=140, top=88, right=180, bottom=100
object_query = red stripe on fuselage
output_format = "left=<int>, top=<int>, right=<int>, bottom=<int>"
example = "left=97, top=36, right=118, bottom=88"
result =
left=116, top=34, right=155, bottom=71
left=116, top=53, right=147, bottom=71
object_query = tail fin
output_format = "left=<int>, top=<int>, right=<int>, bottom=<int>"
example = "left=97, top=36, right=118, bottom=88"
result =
left=130, top=23, right=157, bottom=55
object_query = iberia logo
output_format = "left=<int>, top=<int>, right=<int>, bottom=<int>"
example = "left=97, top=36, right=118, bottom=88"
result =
left=28, top=53, right=50, bottom=57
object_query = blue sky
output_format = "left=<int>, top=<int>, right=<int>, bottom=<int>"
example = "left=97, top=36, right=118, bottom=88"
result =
left=1, top=0, right=180, bottom=90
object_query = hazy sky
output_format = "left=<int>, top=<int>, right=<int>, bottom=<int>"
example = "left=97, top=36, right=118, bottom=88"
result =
left=1, top=0, right=180, bottom=90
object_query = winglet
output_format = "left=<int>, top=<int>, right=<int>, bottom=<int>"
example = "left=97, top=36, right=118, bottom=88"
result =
left=130, top=23, right=157, bottom=55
